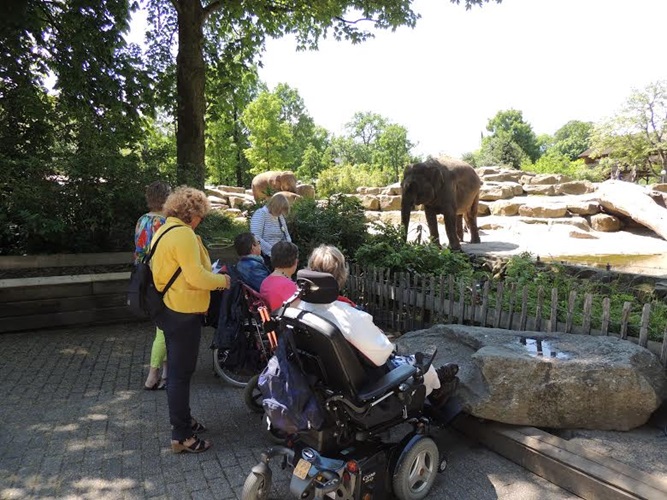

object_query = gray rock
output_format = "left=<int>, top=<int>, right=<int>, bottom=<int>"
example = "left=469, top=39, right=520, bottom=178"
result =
left=396, top=324, right=667, bottom=431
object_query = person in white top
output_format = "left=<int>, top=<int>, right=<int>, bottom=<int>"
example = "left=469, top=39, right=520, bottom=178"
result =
left=250, top=193, right=291, bottom=267
left=297, top=245, right=459, bottom=407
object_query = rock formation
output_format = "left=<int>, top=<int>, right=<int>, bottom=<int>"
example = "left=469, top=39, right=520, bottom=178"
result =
left=396, top=324, right=667, bottom=431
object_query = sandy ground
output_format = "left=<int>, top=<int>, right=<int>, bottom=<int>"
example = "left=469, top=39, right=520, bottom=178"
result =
left=399, top=214, right=667, bottom=277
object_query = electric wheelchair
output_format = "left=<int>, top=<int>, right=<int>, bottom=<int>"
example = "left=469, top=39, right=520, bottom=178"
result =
left=242, top=270, right=461, bottom=500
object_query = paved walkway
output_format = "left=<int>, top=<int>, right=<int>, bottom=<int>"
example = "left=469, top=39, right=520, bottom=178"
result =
left=0, top=322, right=579, bottom=499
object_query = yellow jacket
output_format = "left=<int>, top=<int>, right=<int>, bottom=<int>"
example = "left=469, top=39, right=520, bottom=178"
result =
left=150, top=217, right=230, bottom=313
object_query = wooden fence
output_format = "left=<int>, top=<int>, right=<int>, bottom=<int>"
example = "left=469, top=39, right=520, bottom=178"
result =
left=346, top=265, right=667, bottom=369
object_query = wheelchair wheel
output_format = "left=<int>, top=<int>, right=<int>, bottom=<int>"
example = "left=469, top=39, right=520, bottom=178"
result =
left=392, top=437, right=439, bottom=500
left=241, top=470, right=271, bottom=500
left=243, top=374, right=264, bottom=413
left=212, top=347, right=254, bottom=388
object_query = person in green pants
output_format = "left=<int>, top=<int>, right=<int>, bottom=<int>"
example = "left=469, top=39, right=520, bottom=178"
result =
left=134, top=181, right=172, bottom=390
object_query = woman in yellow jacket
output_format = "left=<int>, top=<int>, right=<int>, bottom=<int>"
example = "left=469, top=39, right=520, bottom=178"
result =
left=151, top=186, right=230, bottom=454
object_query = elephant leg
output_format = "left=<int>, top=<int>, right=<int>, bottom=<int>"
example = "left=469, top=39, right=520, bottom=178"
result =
left=424, top=207, right=441, bottom=247
left=466, top=195, right=481, bottom=244
left=456, top=215, right=464, bottom=242
left=443, top=209, right=461, bottom=252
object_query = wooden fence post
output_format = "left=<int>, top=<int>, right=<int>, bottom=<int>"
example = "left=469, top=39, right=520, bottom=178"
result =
left=548, top=288, right=558, bottom=333
left=582, top=294, right=593, bottom=334
left=639, top=303, right=651, bottom=347
left=565, top=291, right=576, bottom=333
left=448, top=275, right=455, bottom=322
left=480, top=280, right=490, bottom=327
left=507, top=283, right=517, bottom=330
left=494, top=282, right=503, bottom=328
left=458, top=280, right=465, bottom=325
left=520, top=286, right=528, bottom=331
left=619, top=302, right=632, bottom=340
left=601, top=297, right=610, bottom=336
left=535, top=287, right=544, bottom=332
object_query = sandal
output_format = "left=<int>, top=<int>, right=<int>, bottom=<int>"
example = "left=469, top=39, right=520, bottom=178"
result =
left=171, top=435, right=211, bottom=454
left=191, top=418, right=207, bottom=433
left=157, top=378, right=167, bottom=390
left=144, top=381, right=159, bottom=391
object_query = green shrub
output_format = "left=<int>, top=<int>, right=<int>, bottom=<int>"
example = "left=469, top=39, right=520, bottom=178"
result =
left=355, top=222, right=474, bottom=278
left=316, top=163, right=393, bottom=197
left=197, top=211, right=248, bottom=246
left=287, top=194, right=368, bottom=264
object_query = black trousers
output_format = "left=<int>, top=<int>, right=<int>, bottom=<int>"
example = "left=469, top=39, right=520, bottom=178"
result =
left=156, top=307, right=202, bottom=441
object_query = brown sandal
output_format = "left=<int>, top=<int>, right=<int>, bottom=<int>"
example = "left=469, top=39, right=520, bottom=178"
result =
left=171, top=435, right=211, bottom=454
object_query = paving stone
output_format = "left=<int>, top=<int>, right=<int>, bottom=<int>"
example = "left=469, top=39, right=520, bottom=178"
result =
left=0, top=323, right=581, bottom=499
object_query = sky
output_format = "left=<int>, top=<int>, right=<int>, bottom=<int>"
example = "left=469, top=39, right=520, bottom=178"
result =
left=256, top=0, right=667, bottom=159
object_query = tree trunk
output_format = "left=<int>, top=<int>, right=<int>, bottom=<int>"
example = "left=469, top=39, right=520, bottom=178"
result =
left=176, top=0, right=206, bottom=189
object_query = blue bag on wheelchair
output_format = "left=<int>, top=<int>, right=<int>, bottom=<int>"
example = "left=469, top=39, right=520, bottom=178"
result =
left=258, top=333, right=324, bottom=435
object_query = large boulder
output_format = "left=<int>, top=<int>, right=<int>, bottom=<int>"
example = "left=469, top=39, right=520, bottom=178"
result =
left=396, top=324, right=667, bottom=431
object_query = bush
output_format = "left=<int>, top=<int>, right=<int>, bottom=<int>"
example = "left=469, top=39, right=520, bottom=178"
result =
left=196, top=211, right=248, bottom=246
left=355, top=222, right=475, bottom=277
left=316, top=163, right=393, bottom=197
left=287, top=195, right=368, bottom=264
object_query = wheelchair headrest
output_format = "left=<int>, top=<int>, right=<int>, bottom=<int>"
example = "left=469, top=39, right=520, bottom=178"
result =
left=296, top=270, right=339, bottom=304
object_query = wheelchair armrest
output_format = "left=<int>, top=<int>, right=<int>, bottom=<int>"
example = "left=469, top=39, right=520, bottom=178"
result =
left=357, top=363, right=417, bottom=402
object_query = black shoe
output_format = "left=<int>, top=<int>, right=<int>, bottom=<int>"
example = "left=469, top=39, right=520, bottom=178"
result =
left=436, top=363, right=459, bottom=383
left=428, top=378, right=459, bottom=409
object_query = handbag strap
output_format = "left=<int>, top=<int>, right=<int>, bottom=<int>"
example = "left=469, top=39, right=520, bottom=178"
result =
left=143, top=224, right=185, bottom=295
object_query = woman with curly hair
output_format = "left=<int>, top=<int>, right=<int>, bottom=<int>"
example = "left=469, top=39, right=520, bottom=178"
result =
left=151, top=186, right=231, bottom=454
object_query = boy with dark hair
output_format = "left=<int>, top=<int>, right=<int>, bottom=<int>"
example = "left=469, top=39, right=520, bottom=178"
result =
left=234, top=232, right=270, bottom=291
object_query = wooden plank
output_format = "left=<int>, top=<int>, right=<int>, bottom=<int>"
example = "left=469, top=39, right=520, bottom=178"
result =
left=638, top=303, right=651, bottom=347
left=601, top=297, right=611, bottom=336
left=620, top=302, right=632, bottom=340
left=565, top=291, right=577, bottom=333
left=0, top=293, right=127, bottom=317
left=448, top=275, right=455, bottom=322
left=548, top=288, right=558, bottom=334
left=458, top=280, right=465, bottom=325
left=470, top=281, right=477, bottom=324
left=454, top=417, right=657, bottom=500
left=507, top=283, right=516, bottom=330
left=0, top=252, right=133, bottom=270
left=520, top=286, right=528, bottom=331
left=0, top=305, right=142, bottom=334
left=582, top=293, right=593, bottom=334
left=513, top=426, right=667, bottom=494
left=535, top=287, right=544, bottom=332
left=479, top=280, right=490, bottom=327
left=493, top=282, right=503, bottom=328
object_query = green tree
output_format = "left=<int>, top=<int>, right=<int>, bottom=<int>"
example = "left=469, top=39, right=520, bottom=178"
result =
left=591, top=80, right=667, bottom=176
left=486, top=109, right=541, bottom=163
left=344, top=111, right=388, bottom=164
left=477, top=133, right=529, bottom=169
left=207, top=62, right=262, bottom=186
left=143, top=0, right=499, bottom=188
left=551, top=120, right=593, bottom=160
left=241, top=92, right=293, bottom=173
left=374, top=124, right=414, bottom=181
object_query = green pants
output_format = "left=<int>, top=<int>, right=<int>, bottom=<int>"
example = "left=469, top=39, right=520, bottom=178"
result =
left=150, top=328, right=167, bottom=369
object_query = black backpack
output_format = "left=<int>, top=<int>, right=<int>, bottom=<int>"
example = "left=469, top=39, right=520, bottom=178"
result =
left=127, top=225, right=183, bottom=319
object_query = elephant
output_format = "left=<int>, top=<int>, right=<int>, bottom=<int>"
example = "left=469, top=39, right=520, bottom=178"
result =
left=401, top=157, right=482, bottom=251
left=251, top=170, right=297, bottom=202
